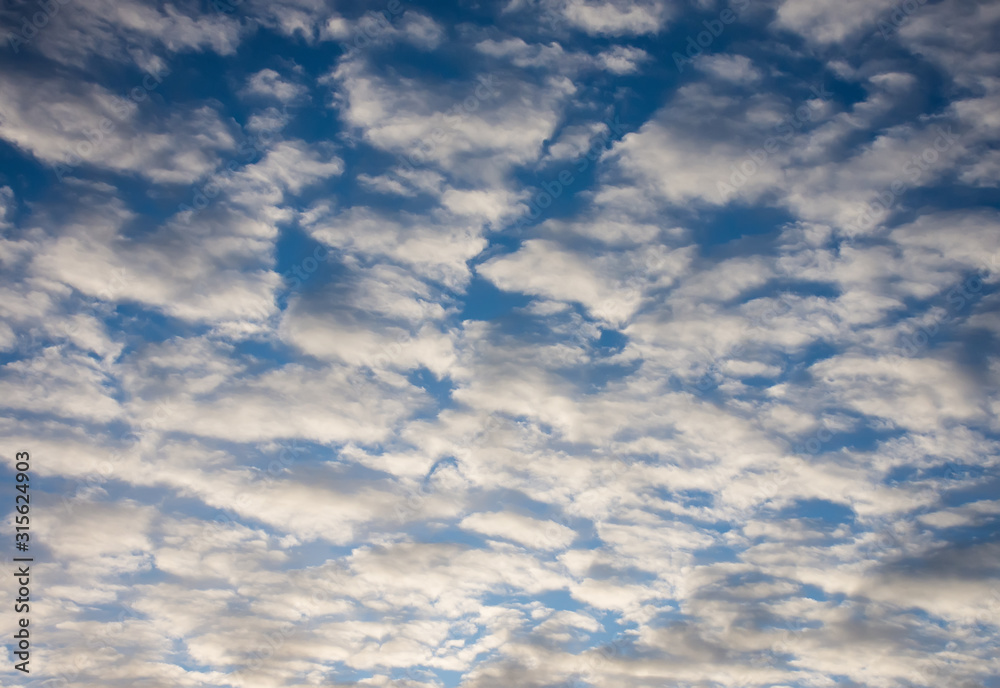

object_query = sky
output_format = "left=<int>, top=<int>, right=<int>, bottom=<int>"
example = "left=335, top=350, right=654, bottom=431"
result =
left=0, top=0, right=999, bottom=686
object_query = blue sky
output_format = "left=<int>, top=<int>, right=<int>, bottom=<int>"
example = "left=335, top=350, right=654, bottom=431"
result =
left=1, top=0, right=1000, bottom=686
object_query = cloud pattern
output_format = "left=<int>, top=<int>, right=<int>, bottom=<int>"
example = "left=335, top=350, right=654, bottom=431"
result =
left=0, top=0, right=999, bottom=686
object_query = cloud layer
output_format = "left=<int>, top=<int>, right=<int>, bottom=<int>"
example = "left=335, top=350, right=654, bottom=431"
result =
left=1, top=0, right=999, bottom=686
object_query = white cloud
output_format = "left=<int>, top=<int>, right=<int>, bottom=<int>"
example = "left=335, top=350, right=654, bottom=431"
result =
left=460, top=511, right=577, bottom=549
left=696, top=54, right=762, bottom=83
left=0, top=72, right=235, bottom=184
left=242, top=68, right=308, bottom=102
left=0, top=346, right=121, bottom=423
left=302, top=204, right=487, bottom=290
left=771, top=0, right=896, bottom=45
left=596, top=45, right=650, bottom=73
left=560, top=0, right=672, bottom=36
left=325, top=56, right=569, bottom=181
left=478, top=238, right=693, bottom=325
left=24, top=0, right=245, bottom=69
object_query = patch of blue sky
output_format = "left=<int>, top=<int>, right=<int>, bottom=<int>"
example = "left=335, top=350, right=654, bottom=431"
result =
left=406, top=522, right=491, bottom=549
left=458, top=275, right=533, bottom=322
left=104, top=303, right=210, bottom=352
left=777, top=498, right=856, bottom=526
left=692, top=543, right=742, bottom=565
left=407, top=366, right=454, bottom=408
left=939, top=473, right=1000, bottom=507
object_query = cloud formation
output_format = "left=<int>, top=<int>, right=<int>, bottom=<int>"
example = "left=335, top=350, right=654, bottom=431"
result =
left=1, top=0, right=998, bottom=686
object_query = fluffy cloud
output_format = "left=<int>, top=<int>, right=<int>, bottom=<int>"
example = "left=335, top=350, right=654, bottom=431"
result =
left=3, top=1, right=998, bottom=687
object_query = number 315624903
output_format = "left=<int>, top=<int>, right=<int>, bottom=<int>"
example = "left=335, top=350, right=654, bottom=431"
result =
left=14, top=452, right=29, bottom=543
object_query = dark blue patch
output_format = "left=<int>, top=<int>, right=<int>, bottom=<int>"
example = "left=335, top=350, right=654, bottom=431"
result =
left=596, top=328, right=628, bottom=353
left=274, top=224, right=350, bottom=303
left=411, top=524, right=493, bottom=549
left=107, top=303, right=210, bottom=352
left=230, top=339, right=298, bottom=372
left=692, top=544, right=740, bottom=564
left=407, top=366, right=454, bottom=407
left=939, top=472, right=999, bottom=508
left=677, top=489, right=714, bottom=508
left=0, top=139, right=67, bottom=210
left=779, top=499, right=855, bottom=526
left=737, top=281, right=841, bottom=305
left=425, top=455, right=459, bottom=483
left=530, top=589, right=582, bottom=612
left=799, top=584, right=828, bottom=601
left=696, top=204, right=798, bottom=251
left=459, top=275, right=533, bottom=321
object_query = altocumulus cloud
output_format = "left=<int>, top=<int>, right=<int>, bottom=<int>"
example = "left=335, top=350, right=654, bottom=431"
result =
left=1, top=0, right=999, bottom=686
